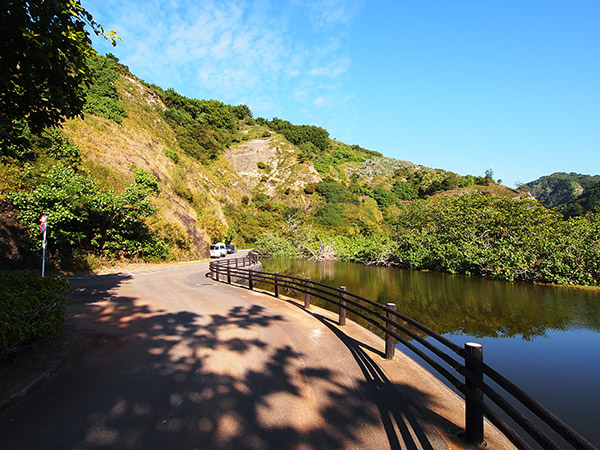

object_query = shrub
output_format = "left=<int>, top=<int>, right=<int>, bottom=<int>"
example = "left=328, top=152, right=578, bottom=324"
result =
left=263, top=118, right=329, bottom=151
left=40, top=127, right=82, bottom=165
left=255, top=232, right=299, bottom=257
left=391, top=180, right=418, bottom=201
left=131, top=164, right=160, bottom=194
left=256, top=161, right=272, bottom=173
left=333, top=234, right=396, bottom=263
left=163, top=148, right=179, bottom=164
left=0, top=272, right=70, bottom=359
left=252, top=193, right=269, bottom=209
left=83, top=54, right=127, bottom=123
left=391, top=193, right=600, bottom=285
left=315, top=204, right=343, bottom=227
left=10, top=165, right=168, bottom=261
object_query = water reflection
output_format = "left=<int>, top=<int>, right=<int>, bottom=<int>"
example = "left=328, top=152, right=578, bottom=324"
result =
left=262, top=258, right=600, bottom=340
left=261, top=258, right=600, bottom=448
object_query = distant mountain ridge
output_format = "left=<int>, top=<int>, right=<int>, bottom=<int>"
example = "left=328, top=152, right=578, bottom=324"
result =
left=519, top=172, right=600, bottom=210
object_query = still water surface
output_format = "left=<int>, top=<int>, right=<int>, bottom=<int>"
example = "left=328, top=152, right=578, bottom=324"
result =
left=261, top=258, right=600, bottom=448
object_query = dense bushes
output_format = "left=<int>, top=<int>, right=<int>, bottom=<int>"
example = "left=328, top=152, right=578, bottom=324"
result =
left=255, top=232, right=299, bottom=258
left=250, top=192, right=600, bottom=287
left=259, top=117, right=329, bottom=151
left=159, top=89, right=251, bottom=164
left=391, top=193, right=600, bottom=285
left=83, top=54, right=127, bottom=123
left=0, top=272, right=70, bottom=359
left=131, top=164, right=160, bottom=194
left=10, top=164, right=168, bottom=262
left=333, top=234, right=396, bottom=264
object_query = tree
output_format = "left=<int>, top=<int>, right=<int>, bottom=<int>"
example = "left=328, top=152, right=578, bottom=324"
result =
left=1, top=0, right=118, bottom=146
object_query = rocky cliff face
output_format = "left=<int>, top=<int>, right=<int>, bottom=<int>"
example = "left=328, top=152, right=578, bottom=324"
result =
left=224, top=138, right=320, bottom=195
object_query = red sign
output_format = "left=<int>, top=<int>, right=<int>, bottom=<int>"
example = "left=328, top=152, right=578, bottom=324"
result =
left=40, top=223, right=46, bottom=233
left=40, top=215, right=47, bottom=223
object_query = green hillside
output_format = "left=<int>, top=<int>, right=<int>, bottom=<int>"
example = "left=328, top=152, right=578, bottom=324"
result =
left=561, top=183, right=600, bottom=218
left=2, top=53, right=599, bottom=286
left=519, top=172, right=600, bottom=208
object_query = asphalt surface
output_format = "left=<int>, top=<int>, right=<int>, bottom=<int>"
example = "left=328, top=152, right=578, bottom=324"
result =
left=0, top=254, right=515, bottom=450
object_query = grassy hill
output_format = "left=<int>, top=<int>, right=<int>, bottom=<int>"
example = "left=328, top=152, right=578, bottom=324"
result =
left=10, top=54, right=595, bottom=286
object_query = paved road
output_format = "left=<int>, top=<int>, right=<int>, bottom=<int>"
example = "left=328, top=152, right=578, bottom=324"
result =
left=1, top=255, right=511, bottom=449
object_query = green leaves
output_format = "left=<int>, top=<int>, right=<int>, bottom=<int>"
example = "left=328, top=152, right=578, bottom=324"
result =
left=391, top=193, right=600, bottom=286
left=159, top=89, right=249, bottom=164
left=131, top=165, right=160, bottom=195
left=255, top=232, right=300, bottom=258
left=10, top=164, right=166, bottom=261
left=0, top=272, right=70, bottom=359
left=82, top=54, right=127, bottom=123
left=263, top=118, right=329, bottom=152
left=1, top=0, right=116, bottom=147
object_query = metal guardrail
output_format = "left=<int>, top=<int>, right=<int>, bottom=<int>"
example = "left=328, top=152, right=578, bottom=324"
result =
left=209, top=252, right=597, bottom=450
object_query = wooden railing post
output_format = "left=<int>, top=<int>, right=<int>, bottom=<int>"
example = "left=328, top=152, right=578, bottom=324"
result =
left=248, top=270, right=253, bottom=290
left=304, top=277, right=311, bottom=309
left=385, top=303, right=397, bottom=360
left=339, top=286, right=346, bottom=326
left=227, top=266, right=231, bottom=284
left=235, top=258, right=238, bottom=269
left=465, top=342, right=485, bottom=446
left=274, top=272, right=279, bottom=298
left=215, top=266, right=220, bottom=282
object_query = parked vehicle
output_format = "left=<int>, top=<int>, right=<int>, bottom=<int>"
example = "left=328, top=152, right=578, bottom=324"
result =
left=210, top=242, right=227, bottom=258
left=226, top=243, right=237, bottom=254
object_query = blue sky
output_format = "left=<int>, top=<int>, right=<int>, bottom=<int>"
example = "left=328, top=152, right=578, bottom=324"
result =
left=83, top=0, right=600, bottom=187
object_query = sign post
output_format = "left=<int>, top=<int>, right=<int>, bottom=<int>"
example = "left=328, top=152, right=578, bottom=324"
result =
left=40, top=215, right=47, bottom=278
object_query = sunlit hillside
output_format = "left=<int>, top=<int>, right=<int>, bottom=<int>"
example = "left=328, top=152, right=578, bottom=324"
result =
left=0, top=54, right=546, bottom=274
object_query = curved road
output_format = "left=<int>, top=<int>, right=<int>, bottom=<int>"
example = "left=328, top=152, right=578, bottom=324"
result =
left=0, top=254, right=513, bottom=449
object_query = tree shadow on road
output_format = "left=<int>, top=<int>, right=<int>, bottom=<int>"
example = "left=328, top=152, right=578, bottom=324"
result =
left=1, top=274, right=447, bottom=450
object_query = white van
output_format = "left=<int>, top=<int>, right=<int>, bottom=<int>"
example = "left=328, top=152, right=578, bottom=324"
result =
left=210, top=242, right=227, bottom=258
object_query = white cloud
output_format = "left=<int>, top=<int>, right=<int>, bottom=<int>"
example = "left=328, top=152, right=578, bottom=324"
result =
left=308, top=56, right=351, bottom=78
left=85, top=0, right=362, bottom=119
left=292, top=0, right=363, bottom=29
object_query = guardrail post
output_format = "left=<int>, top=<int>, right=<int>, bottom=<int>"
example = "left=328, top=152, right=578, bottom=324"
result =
left=215, top=266, right=220, bottom=282
left=248, top=270, right=253, bottom=290
left=385, top=303, right=397, bottom=359
left=304, top=277, right=311, bottom=309
left=227, top=266, right=231, bottom=284
left=465, top=342, right=484, bottom=446
left=339, top=286, right=346, bottom=326
left=274, top=272, right=280, bottom=298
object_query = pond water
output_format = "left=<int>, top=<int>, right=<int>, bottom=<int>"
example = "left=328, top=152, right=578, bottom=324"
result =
left=261, top=258, right=600, bottom=448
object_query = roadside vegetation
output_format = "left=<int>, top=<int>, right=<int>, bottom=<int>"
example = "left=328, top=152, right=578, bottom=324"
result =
left=1, top=1, right=126, bottom=359
left=0, top=272, right=70, bottom=360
